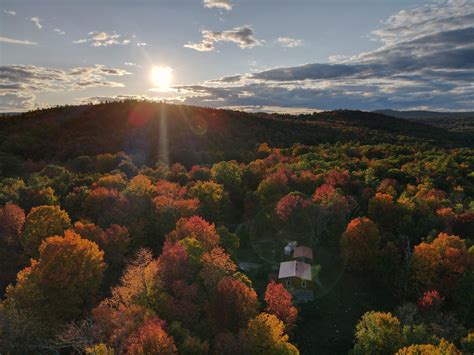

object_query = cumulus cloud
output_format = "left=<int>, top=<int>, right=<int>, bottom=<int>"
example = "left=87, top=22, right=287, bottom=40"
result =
left=0, top=36, right=37, bottom=45
left=0, top=65, right=131, bottom=111
left=54, top=28, right=65, bottom=35
left=136, top=42, right=147, bottom=46
left=203, top=0, right=232, bottom=11
left=30, top=17, right=42, bottom=29
left=177, top=0, right=474, bottom=111
left=371, top=0, right=474, bottom=45
left=184, top=26, right=262, bottom=51
left=276, top=37, right=304, bottom=47
left=4, top=10, right=16, bottom=16
left=73, top=31, right=131, bottom=47
left=0, top=92, right=36, bottom=111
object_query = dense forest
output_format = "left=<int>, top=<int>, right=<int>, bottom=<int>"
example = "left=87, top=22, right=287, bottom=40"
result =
left=0, top=101, right=473, bottom=354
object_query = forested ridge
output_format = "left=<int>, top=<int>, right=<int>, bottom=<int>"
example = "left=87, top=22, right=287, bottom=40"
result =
left=0, top=101, right=473, bottom=354
left=1, top=102, right=472, bottom=169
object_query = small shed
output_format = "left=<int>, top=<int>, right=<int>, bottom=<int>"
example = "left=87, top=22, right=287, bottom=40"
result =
left=293, top=246, right=313, bottom=263
left=284, top=241, right=298, bottom=256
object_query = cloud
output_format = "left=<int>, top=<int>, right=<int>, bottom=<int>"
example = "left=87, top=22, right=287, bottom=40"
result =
left=210, top=74, right=242, bottom=83
left=69, top=65, right=131, bottom=78
left=0, top=65, right=131, bottom=111
left=251, top=63, right=364, bottom=81
left=185, top=26, right=262, bottom=51
left=371, top=0, right=474, bottom=45
left=73, top=31, right=131, bottom=47
left=276, top=37, right=304, bottom=48
left=203, top=0, right=232, bottom=11
left=0, top=36, right=37, bottom=46
left=30, top=17, right=43, bottom=29
left=176, top=0, right=474, bottom=111
left=328, top=54, right=350, bottom=63
left=0, top=92, right=36, bottom=112
left=136, top=42, right=147, bottom=46
left=4, top=10, right=16, bottom=16
left=54, top=28, right=65, bottom=35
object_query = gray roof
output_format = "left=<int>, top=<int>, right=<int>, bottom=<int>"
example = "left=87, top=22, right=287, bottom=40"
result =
left=278, top=260, right=312, bottom=281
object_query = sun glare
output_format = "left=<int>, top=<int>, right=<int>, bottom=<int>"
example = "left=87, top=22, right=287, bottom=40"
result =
left=151, top=65, right=173, bottom=91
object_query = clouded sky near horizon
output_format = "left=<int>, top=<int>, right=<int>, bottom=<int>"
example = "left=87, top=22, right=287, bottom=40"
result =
left=1, top=0, right=473, bottom=112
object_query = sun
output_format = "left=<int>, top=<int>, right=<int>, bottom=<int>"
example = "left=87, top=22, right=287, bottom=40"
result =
left=151, top=65, right=173, bottom=91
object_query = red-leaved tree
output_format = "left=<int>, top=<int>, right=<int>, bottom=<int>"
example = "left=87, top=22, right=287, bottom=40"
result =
left=264, top=282, right=298, bottom=331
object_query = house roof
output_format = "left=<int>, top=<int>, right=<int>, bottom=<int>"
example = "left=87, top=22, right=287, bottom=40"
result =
left=293, top=246, right=313, bottom=260
left=278, top=260, right=312, bottom=281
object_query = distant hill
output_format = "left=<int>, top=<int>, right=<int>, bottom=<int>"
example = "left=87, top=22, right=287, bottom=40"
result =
left=0, top=112, right=22, bottom=117
left=0, top=102, right=472, bottom=169
left=374, top=109, right=474, bottom=119
left=374, top=109, right=474, bottom=133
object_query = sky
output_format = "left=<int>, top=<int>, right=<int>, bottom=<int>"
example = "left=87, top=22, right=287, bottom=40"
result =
left=0, top=0, right=473, bottom=113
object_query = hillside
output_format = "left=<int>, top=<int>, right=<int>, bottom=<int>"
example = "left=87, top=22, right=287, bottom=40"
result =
left=1, top=102, right=472, bottom=176
left=375, top=109, right=474, bottom=133
left=374, top=109, right=474, bottom=119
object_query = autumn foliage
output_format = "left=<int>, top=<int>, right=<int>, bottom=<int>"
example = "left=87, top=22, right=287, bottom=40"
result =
left=275, top=193, right=310, bottom=222
left=417, top=290, right=444, bottom=313
left=199, top=246, right=237, bottom=289
left=353, top=311, right=403, bottom=355
left=264, top=282, right=298, bottom=332
left=5, top=231, right=105, bottom=325
left=167, top=216, right=220, bottom=250
left=0, top=204, right=26, bottom=294
left=211, top=276, right=259, bottom=331
left=73, top=221, right=130, bottom=268
left=395, top=339, right=460, bottom=355
left=242, top=313, right=299, bottom=355
left=125, top=317, right=177, bottom=354
left=21, top=205, right=71, bottom=256
left=340, top=217, right=381, bottom=271
left=411, top=233, right=473, bottom=296
left=0, top=203, right=25, bottom=242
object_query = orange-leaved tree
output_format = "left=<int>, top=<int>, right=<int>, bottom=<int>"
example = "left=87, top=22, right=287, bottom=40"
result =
left=340, top=217, right=381, bottom=272
left=411, top=233, right=473, bottom=296
left=210, top=276, right=258, bottom=331
left=4, top=230, right=105, bottom=326
left=125, top=317, right=177, bottom=355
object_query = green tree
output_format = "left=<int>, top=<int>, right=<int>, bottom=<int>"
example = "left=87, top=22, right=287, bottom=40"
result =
left=21, top=205, right=71, bottom=257
left=211, top=160, right=243, bottom=195
left=353, top=311, right=403, bottom=355
left=189, top=181, right=226, bottom=223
